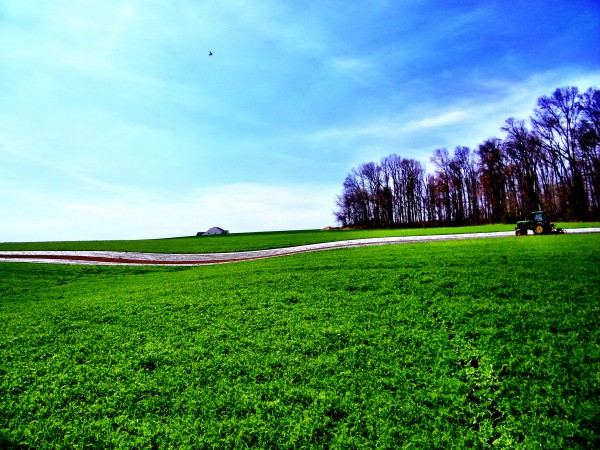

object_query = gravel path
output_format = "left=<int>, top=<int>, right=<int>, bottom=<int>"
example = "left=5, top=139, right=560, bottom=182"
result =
left=1, top=228, right=598, bottom=266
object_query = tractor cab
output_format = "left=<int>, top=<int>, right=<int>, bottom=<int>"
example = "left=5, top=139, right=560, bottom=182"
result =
left=531, top=211, right=545, bottom=222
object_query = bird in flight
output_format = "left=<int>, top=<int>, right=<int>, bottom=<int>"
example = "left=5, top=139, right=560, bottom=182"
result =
left=209, top=51, right=213, bottom=56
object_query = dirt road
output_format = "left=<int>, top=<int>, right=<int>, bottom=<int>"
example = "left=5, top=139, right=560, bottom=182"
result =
left=1, top=229, right=598, bottom=266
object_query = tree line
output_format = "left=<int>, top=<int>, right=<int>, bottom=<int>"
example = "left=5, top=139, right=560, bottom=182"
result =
left=334, top=85, right=600, bottom=228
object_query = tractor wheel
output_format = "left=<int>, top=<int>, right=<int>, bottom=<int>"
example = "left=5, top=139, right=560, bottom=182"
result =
left=533, top=224, right=544, bottom=235
left=515, top=229, right=521, bottom=236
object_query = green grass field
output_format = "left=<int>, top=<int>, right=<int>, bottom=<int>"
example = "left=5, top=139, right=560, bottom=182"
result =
left=2, top=223, right=599, bottom=253
left=1, top=233, right=599, bottom=448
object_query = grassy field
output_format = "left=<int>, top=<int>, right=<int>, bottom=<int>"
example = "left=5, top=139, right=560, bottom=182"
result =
left=1, top=223, right=599, bottom=253
left=1, top=233, right=599, bottom=448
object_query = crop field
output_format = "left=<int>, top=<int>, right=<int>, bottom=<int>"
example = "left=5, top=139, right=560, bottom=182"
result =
left=2, top=223, right=599, bottom=254
left=1, top=233, right=599, bottom=448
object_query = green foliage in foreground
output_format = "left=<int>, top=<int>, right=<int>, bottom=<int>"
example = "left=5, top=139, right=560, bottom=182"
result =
left=1, top=235, right=599, bottom=449
left=1, top=223, right=599, bottom=253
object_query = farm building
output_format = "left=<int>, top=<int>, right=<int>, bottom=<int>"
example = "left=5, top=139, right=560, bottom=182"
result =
left=196, top=227, right=229, bottom=236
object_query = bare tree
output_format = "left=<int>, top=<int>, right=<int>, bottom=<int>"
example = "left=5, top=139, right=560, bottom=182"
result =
left=577, top=87, right=600, bottom=217
left=501, top=118, right=543, bottom=215
left=430, top=149, right=453, bottom=223
left=477, top=138, right=506, bottom=223
left=531, top=86, right=588, bottom=219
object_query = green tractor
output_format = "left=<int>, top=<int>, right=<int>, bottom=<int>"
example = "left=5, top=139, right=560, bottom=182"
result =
left=515, top=211, right=566, bottom=236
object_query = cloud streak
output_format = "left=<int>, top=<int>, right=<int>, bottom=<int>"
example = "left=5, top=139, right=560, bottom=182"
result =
left=311, top=68, right=599, bottom=145
left=0, top=181, right=340, bottom=242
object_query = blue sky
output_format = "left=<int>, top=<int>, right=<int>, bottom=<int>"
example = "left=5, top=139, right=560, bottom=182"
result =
left=1, top=0, right=598, bottom=241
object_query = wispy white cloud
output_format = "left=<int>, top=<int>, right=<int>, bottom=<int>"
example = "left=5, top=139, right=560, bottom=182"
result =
left=328, top=56, right=379, bottom=85
left=311, top=107, right=467, bottom=141
left=405, top=110, right=467, bottom=131
left=311, top=68, right=600, bottom=147
left=0, top=182, right=340, bottom=242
